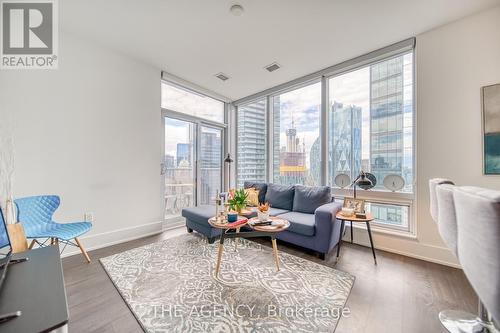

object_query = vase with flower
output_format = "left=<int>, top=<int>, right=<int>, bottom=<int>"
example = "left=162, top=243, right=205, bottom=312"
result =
left=227, top=188, right=248, bottom=214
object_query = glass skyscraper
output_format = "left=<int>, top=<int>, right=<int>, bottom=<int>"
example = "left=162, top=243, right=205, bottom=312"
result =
left=370, top=57, right=403, bottom=187
left=236, top=99, right=267, bottom=187
left=330, top=102, right=362, bottom=181
left=176, top=143, right=191, bottom=166
left=368, top=54, right=413, bottom=226
left=200, top=129, right=222, bottom=204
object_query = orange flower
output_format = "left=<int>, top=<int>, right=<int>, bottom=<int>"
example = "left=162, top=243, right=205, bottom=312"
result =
left=258, top=202, right=270, bottom=213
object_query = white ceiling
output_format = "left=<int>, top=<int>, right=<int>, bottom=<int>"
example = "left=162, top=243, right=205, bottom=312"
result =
left=61, top=0, right=500, bottom=100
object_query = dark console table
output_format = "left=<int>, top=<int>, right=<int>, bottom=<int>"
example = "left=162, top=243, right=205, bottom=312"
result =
left=0, top=246, right=69, bottom=333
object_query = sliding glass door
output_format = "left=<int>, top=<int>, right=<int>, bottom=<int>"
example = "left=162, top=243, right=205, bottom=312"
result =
left=161, top=80, right=226, bottom=225
left=199, top=126, right=223, bottom=205
left=163, top=116, right=224, bottom=224
left=163, top=117, right=197, bottom=222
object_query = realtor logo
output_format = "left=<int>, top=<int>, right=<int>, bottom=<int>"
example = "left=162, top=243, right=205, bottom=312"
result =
left=1, top=0, right=58, bottom=69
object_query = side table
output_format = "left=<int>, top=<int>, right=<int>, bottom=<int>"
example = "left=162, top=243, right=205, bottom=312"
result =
left=335, top=212, right=377, bottom=264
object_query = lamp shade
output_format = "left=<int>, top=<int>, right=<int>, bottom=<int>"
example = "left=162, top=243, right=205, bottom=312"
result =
left=356, top=172, right=376, bottom=190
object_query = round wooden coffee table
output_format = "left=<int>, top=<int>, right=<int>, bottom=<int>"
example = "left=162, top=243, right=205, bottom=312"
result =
left=208, top=216, right=290, bottom=277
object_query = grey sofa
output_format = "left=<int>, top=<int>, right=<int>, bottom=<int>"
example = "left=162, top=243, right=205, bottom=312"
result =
left=182, top=182, right=343, bottom=259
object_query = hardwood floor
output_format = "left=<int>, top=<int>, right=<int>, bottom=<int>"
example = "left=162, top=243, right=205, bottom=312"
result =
left=62, top=228, right=476, bottom=333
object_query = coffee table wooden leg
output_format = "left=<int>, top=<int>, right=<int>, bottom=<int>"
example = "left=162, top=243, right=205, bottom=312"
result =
left=234, top=227, right=240, bottom=251
left=271, top=238, right=280, bottom=271
left=215, top=242, right=224, bottom=277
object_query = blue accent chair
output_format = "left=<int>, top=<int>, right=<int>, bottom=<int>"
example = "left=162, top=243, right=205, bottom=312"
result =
left=15, top=195, right=92, bottom=262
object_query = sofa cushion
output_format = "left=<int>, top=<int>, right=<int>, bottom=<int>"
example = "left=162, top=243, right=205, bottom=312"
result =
left=265, top=184, right=295, bottom=210
left=269, top=207, right=290, bottom=216
left=278, top=211, right=315, bottom=236
left=181, top=205, right=215, bottom=225
left=293, top=185, right=332, bottom=214
left=244, top=182, right=268, bottom=204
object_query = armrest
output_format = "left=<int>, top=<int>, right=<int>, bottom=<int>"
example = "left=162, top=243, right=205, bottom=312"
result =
left=315, top=202, right=342, bottom=227
left=314, top=202, right=343, bottom=253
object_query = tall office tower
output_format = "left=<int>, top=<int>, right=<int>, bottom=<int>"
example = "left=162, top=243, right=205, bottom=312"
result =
left=237, top=99, right=267, bottom=187
left=330, top=102, right=362, bottom=180
left=369, top=55, right=414, bottom=226
left=310, top=137, right=321, bottom=185
left=370, top=56, right=405, bottom=187
left=176, top=143, right=191, bottom=167
left=164, top=154, right=175, bottom=169
left=200, top=130, right=221, bottom=204
left=278, top=119, right=307, bottom=185
left=166, top=145, right=195, bottom=217
left=200, top=131, right=220, bottom=168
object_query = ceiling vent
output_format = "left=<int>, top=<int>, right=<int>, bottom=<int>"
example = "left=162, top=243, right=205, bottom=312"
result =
left=215, top=72, right=230, bottom=81
left=265, top=62, right=281, bottom=72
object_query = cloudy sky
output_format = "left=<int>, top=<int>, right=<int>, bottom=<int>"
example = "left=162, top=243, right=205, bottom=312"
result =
left=277, top=68, right=371, bottom=168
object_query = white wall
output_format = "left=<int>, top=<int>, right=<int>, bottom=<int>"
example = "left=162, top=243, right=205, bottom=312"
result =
left=0, top=31, right=162, bottom=255
left=416, top=6, right=500, bottom=262
left=349, top=6, right=500, bottom=267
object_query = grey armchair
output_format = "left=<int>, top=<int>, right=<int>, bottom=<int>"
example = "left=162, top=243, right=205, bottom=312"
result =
left=455, top=186, right=500, bottom=331
left=429, top=179, right=500, bottom=333
left=429, top=178, right=454, bottom=222
left=436, top=183, right=458, bottom=256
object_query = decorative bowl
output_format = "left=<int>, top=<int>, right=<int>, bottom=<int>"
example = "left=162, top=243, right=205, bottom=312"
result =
left=257, top=210, right=270, bottom=222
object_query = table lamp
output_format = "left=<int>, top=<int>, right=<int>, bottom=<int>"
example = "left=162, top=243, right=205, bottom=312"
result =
left=351, top=171, right=376, bottom=198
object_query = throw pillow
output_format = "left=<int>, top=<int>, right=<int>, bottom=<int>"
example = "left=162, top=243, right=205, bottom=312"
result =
left=245, top=188, right=260, bottom=207
left=244, top=182, right=268, bottom=203
left=293, top=185, right=332, bottom=214
left=265, top=184, right=295, bottom=211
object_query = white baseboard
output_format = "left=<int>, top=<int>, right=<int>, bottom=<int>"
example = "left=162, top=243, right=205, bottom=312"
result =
left=59, top=220, right=165, bottom=258
left=342, top=229, right=461, bottom=269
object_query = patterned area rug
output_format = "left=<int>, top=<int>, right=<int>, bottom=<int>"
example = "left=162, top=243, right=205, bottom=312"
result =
left=100, top=233, right=355, bottom=333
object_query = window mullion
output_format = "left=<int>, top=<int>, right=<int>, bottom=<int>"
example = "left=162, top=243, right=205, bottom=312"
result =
left=321, top=76, right=328, bottom=186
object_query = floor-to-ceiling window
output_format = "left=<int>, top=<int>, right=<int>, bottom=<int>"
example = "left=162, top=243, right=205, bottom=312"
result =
left=234, top=39, right=415, bottom=234
left=161, top=81, right=226, bottom=223
left=328, top=52, right=413, bottom=230
left=272, top=82, right=321, bottom=186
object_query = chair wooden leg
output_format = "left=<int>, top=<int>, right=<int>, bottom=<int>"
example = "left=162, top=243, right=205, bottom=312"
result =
left=74, top=237, right=91, bottom=263
left=28, top=239, right=37, bottom=249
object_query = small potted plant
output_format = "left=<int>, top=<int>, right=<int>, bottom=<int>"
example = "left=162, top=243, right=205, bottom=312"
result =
left=257, top=202, right=270, bottom=222
left=227, top=188, right=249, bottom=214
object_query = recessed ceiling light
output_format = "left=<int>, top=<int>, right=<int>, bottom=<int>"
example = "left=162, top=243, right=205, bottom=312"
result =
left=215, top=72, right=230, bottom=81
left=264, top=62, right=281, bottom=72
left=230, top=4, right=244, bottom=16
